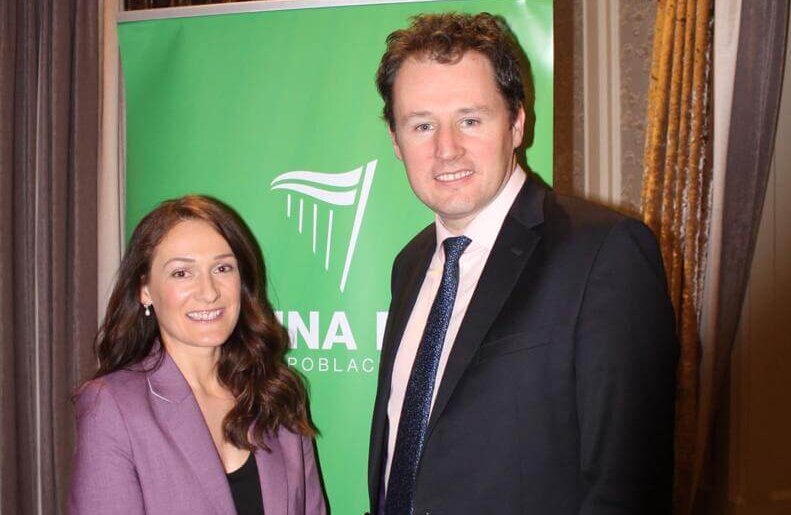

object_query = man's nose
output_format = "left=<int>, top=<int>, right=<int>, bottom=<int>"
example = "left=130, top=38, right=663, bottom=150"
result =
left=434, top=125, right=463, bottom=161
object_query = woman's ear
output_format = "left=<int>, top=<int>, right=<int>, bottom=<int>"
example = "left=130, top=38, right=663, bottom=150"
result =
left=139, top=283, right=151, bottom=305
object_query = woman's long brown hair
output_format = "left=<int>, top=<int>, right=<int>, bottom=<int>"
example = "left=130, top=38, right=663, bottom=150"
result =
left=94, top=195, right=312, bottom=448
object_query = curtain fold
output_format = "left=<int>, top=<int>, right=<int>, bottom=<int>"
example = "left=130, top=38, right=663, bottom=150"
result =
left=0, top=1, right=100, bottom=513
left=641, top=0, right=713, bottom=513
left=0, top=0, right=19, bottom=509
left=693, top=2, right=789, bottom=512
left=643, top=1, right=789, bottom=514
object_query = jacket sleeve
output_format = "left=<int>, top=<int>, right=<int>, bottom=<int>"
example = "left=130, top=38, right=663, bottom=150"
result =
left=69, top=380, right=146, bottom=515
left=575, top=218, right=678, bottom=515
left=301, top=435, right=327, bottom=515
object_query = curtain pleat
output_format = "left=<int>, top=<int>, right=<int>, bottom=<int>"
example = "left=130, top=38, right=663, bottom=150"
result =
left=0, top=0, right=20, bottom=511
left=692, top=2, right=789, bottom=513
left=643, top=1, right=789, bottom=513
left=0, top=0, right=99, bottom=513
left=641, top=1, right=713, bottom=513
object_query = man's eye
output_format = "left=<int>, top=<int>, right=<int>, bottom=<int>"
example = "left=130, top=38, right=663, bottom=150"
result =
left=461, top=118, right=480, bottom=127
left=415, top=123, right=432, bottom=132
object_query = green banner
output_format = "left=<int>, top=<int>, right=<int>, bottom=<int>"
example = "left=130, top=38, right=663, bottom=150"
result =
left=119, top=1, right=552, bottom=511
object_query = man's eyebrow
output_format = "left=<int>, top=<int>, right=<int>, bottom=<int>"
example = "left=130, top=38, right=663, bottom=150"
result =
left=399, top=110, right=433, bottom=123
left=457, top=105, right=492, bottom=114
left=399, top=106, right=492, bottom=124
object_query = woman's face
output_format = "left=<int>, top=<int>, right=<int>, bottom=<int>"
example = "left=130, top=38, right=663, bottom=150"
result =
left=140, top=219, right=242, bottom=352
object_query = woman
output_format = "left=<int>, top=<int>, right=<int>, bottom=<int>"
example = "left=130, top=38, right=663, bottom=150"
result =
left=70, top=195, right=326, bottom=515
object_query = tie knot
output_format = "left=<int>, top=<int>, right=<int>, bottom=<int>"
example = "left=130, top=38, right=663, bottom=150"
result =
left=442, top=236, right=472, bottom=265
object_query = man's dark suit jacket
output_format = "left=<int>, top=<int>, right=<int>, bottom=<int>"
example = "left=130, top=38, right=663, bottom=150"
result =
left=368, top=174, right=678, bottom=515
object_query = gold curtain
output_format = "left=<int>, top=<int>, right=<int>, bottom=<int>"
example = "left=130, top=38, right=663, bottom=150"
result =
left=642, top=0, right=713, bottom=513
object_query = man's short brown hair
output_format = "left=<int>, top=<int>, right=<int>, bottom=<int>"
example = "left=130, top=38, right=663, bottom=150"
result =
left=376, top=12, right=526, bottom=129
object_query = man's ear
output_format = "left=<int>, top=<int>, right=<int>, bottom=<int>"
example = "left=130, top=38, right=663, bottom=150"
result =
left=511, top=105, right=526, bottom=149
left=389, top=128, right=404, bottom=161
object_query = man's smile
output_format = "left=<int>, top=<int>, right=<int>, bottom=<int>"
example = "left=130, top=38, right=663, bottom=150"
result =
left=435, top=170, right=474, bottom=182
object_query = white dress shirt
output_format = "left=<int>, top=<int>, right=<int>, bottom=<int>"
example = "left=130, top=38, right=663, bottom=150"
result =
left=384, top=166, right=526, bottom=487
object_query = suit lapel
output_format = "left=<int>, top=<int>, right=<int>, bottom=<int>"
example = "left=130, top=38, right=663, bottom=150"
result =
left=426, top=178, right=546, bottom=438
left=146, top=352, right=237, bottom=515
left=368, top=227, right=434, bottom=506
left=255, top=435, right=288, bottom=515
left=379, top=229, right=436, bottom=386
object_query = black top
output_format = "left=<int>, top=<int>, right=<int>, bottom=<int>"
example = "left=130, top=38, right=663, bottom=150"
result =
left=226, top=452, right=264, bottom=515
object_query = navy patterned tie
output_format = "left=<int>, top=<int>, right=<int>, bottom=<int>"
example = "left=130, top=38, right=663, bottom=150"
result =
left=385, top=235, right=472, bottom=515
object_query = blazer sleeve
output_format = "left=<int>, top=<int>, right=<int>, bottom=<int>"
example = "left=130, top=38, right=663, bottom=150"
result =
left=69, top=380, right=146, bottom=515
left=301, top=435, right=327, bottom=515
left=575, top=218, right=678, bottom=515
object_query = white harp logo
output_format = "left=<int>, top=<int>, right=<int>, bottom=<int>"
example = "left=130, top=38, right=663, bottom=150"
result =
left=270, top=160, right=377, bottom=293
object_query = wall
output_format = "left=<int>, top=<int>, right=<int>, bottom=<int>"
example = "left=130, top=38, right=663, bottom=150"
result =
left=554, top=0, right=655, bottom=215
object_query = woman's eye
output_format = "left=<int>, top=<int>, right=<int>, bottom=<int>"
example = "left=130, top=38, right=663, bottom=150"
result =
left=216, top=264, right=235, bottom=273
left=171, top=269, right=188, bottom=278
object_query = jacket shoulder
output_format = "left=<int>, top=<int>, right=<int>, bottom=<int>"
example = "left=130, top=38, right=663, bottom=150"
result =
left=74, top=368, right=148, bottom=421
left=543, top=191, right=656, bottom=244
left=393, top=223, right=434, bottom=269
left=546, top=191, right=628, bottom=229
left=540, top=191, right=665, bottom=281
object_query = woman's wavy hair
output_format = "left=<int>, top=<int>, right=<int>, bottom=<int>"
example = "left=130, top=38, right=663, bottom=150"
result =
left=94, top=195, right=313, bottom=447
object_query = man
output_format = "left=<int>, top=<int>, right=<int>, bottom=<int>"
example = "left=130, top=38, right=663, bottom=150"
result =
left=368, top=13, right=678, bottom=515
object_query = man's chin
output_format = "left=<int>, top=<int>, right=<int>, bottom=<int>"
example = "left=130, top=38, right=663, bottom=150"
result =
left=437, top=210, right=479, bottom=234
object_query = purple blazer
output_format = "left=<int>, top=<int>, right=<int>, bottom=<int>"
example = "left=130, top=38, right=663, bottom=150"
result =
left=69, top=351, right=326, bottom=515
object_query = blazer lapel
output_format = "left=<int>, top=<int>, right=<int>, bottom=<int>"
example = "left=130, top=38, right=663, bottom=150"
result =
left=146, top=351, right=237, bottom=515
left=426, top=178, right=546, bottom=438
left=255, top=435, right=288, bottom=515
left=379, top=229, right=436, bottom=389
left=368, top=227, right=434, bottom=505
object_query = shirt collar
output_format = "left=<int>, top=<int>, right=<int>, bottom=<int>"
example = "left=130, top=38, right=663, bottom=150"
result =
left=435, top=164, right=526, bottom=253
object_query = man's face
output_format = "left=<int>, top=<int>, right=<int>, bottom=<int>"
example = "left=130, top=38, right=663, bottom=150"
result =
left=389, top=51, right=525, bottom=232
